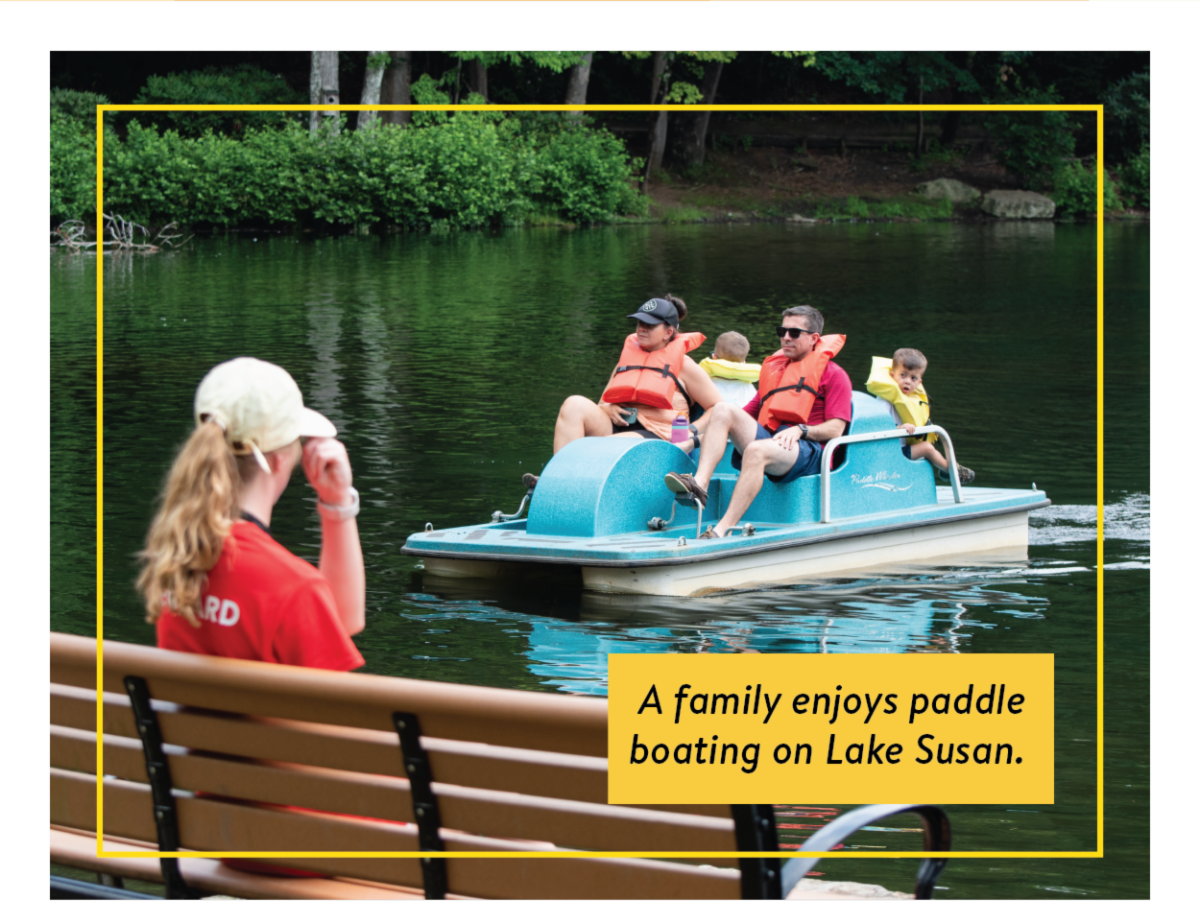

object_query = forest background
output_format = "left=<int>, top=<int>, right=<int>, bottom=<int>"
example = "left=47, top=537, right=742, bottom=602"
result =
left=50, top=50, right=1149, bottom=237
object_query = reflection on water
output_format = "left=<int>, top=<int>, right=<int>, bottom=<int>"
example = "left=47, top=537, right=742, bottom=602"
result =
left=416, top=560, right=1057, bottom=696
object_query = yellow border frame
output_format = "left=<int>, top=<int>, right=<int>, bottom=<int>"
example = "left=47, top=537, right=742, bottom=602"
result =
left=92, top=102, right=1104, bottom=862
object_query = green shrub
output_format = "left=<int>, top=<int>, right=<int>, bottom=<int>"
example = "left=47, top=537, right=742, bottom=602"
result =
left=1119, top=143, right=1150, bottom=209
left=1103, top=69, right=1150, bottom=163
left=51, top=88, right=111, bottom=123
left=132, top=65, right=303, bottom=137
left=984, top=86, right=1077, bottom=190
left=404, top=115, right=532, bottom=226
left=102, top=121, right=192, bottom=225
left=78, top=109, right=644, bottom=230
left=50, top=109, right=98, bottom=222
left=1051, top=160, right=1121, bottom=219
left=533, top=124, right=643, bottom=222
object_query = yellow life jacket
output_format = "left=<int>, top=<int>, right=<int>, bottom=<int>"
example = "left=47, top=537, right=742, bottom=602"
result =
left=865, top=355, right=936, bottom=444
left=699, top=357, right=762, bottom=383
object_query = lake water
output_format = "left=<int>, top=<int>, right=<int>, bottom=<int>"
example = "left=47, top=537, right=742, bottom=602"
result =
left=50, top=220, right=1149, bottom=899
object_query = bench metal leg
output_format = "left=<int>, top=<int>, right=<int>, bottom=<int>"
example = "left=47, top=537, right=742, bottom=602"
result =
left=780, top=803, right=952, bottom=899
left=394, top=712, right=448, bottom=900
left=731, top=805, right=782, bottom=899
left=124, top=675, right=200, bottom=900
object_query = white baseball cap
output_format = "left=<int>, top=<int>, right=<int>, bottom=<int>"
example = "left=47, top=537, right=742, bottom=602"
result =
left=194, top=357, right=336, bottom=471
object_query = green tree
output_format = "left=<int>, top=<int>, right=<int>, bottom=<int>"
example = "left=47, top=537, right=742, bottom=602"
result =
left=451, top=52, right=587, bottom=104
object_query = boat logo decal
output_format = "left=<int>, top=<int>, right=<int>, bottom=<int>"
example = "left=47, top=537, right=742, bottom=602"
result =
left=851, top=471, right=908, bottom=488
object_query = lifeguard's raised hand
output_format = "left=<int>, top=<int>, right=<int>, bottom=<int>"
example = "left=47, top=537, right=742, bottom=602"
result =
left=303, top=436, right=355, bottom=507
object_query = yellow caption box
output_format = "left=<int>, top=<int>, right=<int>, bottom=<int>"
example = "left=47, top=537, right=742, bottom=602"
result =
left=608, top=654, right=1053, bottom=805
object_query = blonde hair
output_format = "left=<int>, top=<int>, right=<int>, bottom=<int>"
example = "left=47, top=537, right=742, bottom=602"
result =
left=714, top=331, right=750, bottom=362
left=136, top=421, right=245, bottom=626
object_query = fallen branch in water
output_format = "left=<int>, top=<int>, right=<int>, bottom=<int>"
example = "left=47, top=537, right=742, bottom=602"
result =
left=51, top=215, right=193, bottom=254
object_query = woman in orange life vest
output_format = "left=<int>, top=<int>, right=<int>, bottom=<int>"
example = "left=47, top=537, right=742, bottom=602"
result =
left=545, top=295, right=724, bottom=462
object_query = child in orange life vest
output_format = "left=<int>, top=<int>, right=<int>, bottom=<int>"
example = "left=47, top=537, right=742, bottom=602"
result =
left=866, top=348, right=975, bottom=485
left=698, top=331, right=761, bottom=406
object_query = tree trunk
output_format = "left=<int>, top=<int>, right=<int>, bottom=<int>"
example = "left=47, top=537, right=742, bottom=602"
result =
left=915, top=79, right=924, bottom=158
left=675, top=60, right=724, bottom=171
left=358, top=51, right=386, bottom=130
left=310, top=51, right=340, bottom=136
left=642, top=53, right=670, bottom=189
left=941, top=51, right=976, bottom=149
left=380, top=52, right=412, bottom=126
left=467, top=58, right=487, bottom=101
left=564, top=52, right=593, bottom=114
left=649, top=52, right=667, bottom=105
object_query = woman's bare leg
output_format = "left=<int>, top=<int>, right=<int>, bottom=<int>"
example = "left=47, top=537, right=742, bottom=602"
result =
left=553, top=396, right=615, bottom=453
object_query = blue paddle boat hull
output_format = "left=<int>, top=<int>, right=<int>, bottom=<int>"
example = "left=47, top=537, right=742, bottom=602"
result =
left=401, top=393, right=1050, bottom=596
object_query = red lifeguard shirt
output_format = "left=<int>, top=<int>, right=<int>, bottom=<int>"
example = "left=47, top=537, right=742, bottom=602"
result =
left=156, top=520, right=364, bottom=671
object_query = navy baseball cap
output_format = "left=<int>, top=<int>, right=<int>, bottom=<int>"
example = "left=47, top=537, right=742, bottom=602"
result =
left=627, top=298, right=679, bottom=328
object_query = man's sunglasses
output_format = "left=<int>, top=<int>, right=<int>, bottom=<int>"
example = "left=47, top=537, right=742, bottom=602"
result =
left=776, top=326, right=817, bottom=339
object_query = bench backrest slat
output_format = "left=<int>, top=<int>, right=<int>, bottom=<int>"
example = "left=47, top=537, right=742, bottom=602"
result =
left=53, top=769, right=741, bottom=899
left=51, top=723, right=739, bottom=859
left=53, top=634, right=608, bottom=756
left=53, top=684, right=616, bottom=805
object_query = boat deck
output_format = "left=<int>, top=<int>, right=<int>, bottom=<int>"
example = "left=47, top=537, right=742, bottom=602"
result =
left=404, top=486, right=1049, bottom=570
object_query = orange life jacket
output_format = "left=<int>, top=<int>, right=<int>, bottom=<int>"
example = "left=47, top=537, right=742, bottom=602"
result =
left=601, top=331, right=706, bottom=410
left=757, top=334, right=846, bottom=431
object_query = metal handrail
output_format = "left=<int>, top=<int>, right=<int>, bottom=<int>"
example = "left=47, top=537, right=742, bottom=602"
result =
left=820, top=424, right=961, bottom=524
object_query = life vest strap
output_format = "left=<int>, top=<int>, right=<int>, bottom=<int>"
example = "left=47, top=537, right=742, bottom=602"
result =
left=613, top=365, right=691, bottom=408
left=762, top=380, right=820, bottom=402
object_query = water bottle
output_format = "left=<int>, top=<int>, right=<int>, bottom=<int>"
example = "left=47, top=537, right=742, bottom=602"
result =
left=671, top=415, right=690, bottom=444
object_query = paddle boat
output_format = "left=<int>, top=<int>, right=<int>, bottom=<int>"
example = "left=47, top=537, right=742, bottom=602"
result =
left=400, top=392, right=1050, bottom=596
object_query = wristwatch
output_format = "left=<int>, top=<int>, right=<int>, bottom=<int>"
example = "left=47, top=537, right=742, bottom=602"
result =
left=799, top=425, right=810, bottom=441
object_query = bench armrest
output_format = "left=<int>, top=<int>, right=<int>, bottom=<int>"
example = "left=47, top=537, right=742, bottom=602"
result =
left=780, top=803, right=951, bottom=900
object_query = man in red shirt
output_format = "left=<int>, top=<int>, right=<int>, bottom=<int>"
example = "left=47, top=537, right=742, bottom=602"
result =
left=666, top=306, right=852, bottom=538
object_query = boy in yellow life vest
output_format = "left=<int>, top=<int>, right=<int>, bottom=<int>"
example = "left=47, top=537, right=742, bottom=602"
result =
left=866, top=348, right=975, bottom=485
left=698, top=331, right=761, bottom=407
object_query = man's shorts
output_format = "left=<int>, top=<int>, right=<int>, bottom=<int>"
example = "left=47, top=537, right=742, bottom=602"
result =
left=732, top=423, right=823, bottom=485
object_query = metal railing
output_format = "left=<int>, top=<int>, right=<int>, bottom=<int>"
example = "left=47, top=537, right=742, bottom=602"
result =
left=820, top=424, right=961, bottom=524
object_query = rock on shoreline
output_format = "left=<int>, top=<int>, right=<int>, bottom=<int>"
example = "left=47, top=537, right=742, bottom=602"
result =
left=915, top=178, right=981, bottom=203
left=980, top=189, right=1056, bottom=219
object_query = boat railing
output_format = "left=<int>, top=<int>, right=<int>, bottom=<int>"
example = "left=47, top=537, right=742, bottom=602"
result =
left=820, top=425, right=962, bottom=524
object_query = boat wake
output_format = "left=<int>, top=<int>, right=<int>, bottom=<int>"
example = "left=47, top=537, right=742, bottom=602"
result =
left=1028, top=492, right=1149, bottom=570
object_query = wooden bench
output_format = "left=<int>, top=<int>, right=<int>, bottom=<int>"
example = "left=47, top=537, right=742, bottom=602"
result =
left=50, top=632, right=951, bottom=900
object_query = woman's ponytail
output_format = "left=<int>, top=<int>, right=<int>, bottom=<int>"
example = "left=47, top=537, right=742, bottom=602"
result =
left=136, top=421, right=240, bottom=626
left=665, top=293, right=688, bottom=324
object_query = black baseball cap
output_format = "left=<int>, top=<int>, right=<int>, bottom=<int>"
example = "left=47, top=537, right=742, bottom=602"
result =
left=627, top=298, right=679, bottom=328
